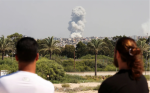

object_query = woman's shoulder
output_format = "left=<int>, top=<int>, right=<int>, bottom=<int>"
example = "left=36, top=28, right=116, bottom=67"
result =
left=100, top=75, right=117, bottom=86
left=138, top=74, right=148, bottom=84
left=98, top=75, right=118, bottom=93
left=100, top=73, right=126, bottom=87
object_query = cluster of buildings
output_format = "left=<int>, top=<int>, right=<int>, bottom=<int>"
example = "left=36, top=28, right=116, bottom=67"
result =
left=53, top=35, right=149, bottom=47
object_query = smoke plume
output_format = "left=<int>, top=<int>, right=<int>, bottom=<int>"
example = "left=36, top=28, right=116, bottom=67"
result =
left=68, top=6, right=86, bottom=38
left=142, top=19, right=150, bottom=35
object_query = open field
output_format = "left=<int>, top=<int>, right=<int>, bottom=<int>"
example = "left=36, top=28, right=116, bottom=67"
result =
left=54, top=81, right=150, bottom=93
left=54, top=82, right=100, bottom=93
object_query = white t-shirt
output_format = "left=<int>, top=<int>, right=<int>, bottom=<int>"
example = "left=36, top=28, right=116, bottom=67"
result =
left=0, top=71, right=54, bottom=93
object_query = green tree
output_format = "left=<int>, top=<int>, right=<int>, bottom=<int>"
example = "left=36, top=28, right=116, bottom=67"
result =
left=146, top=36, right=150, bottom=45
left=7, top=33, right=23, bottom=41
left=37, top=39, right=46, bottom=56
left=138, top=38, right=147, bottom=41
left=0, top=35, right=11, bottom=60
left=137, top=40, right=149, bottom=55
left=102, top=38, right=114, bottom=57
left=7, top=33, right=23, bottom=56
left=7, top=33, right=23, bottom=48
left=62, top=45, right=75, bottom=58
left=111, top=36, right=121, bottom=46
left=76, top=41, right=87, bottom=58
left=87, top=39, right=107, bottom=76
left=41, top=36, right=60, bottom=59
left=137, top=40, right=150, bottom=74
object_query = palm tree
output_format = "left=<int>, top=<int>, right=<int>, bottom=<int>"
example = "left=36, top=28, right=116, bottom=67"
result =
left=137, top=40, right=149, bottom=55
left=87, top=39, right=108, bottom=76
left=146, top=36, right=150, bottom=44
left=41, top=36, right=60, bottom=59
left=137, top=40, right=150, bottom=75
left=0, top=35, right=11, bottom=60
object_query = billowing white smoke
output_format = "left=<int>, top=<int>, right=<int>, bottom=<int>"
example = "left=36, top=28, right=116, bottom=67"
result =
left=142, top=19, right=150, bottom=35
left=68, top=6, right=86, bottom=38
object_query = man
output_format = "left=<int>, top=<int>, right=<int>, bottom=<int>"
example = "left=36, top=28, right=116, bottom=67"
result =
left=0, top=37, right=54, bottom=93
left=98, top=37, right=149, bottom=93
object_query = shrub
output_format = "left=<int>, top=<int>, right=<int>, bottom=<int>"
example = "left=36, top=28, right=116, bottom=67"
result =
left=104, top=65, right=116, bottom=71
left=64, top=66, right=76, bottom=72
left=61, top=83, right=70, bottom=88
left=36, top=58, right=65, bottom=80
left=0, top=59, right=18, bottom=74
left=61, top=74, right=85, bottom=83
left=63, top=59, right=109, bottom=72
left=69, top=79, right=78, bottom=83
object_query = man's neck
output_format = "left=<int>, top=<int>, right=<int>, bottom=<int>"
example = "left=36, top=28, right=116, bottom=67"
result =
left=18, top=61, right=36, bottom=73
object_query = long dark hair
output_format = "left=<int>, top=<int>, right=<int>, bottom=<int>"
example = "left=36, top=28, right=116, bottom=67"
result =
left=114, top=37, right=143, bottom=80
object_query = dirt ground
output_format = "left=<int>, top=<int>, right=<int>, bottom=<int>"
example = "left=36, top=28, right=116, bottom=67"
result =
left=54, top=81, right=150, bottom=93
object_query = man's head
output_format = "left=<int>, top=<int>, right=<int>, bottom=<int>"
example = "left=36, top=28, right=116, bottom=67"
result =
left=16, top=37, right=39, bottom=63
left=114, top=37, right=143, bottom=79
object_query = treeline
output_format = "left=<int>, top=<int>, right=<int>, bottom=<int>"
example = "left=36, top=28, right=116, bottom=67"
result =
left=0, top=32, right=149, bottom=59
left=0, top=32, right=150, bottom=76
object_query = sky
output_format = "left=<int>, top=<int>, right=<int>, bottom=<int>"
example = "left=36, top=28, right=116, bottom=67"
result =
left=0, top=0, right=149, bottom=39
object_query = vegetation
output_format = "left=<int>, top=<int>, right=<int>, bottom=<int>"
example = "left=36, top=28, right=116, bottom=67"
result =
left=61, top=45, right=75, bottom=58
left=36, top=58, right=65, bottom=80
left=93, top=85, right=100, bottom=90
left=137, top=40, right=149, bottom=55
left=0, top=35, right=12, bottom=60
left=40, top=36, right=60, bottom=59
left=61, top=83, right=70, bottom=88
left=1, top=33, right=150, bottom=85
left=76, top=41, right=88, bottom=58
left=0, top=58, right=18, bottom=73
left=137, top=40, right=150, bottom=74
left=87, top=39, right=108, bottom=76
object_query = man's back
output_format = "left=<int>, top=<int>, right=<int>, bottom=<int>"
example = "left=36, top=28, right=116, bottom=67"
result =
left=0, top=71, right=54, bottom=93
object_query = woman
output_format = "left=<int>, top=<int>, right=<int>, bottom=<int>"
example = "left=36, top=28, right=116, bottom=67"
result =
left=98, top=37, right=149, bottom=93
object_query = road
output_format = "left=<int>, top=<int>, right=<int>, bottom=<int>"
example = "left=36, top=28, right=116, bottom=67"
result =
left=66, top=71, right=150, bottom=76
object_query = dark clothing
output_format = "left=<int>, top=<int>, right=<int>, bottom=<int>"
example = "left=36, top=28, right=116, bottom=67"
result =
left=98, top=69, right=149, bottom=93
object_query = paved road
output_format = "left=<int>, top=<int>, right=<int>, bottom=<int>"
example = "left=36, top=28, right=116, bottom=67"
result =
left=66, top=71, right=150, bottom=76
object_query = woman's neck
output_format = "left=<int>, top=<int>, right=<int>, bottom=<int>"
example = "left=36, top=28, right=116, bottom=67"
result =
left=118, top=61, right=129, bottom=70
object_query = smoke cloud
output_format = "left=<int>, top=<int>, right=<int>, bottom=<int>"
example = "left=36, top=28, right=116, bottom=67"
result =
left=142, top=19, right=150, bottom=35
left=68, top=6, right=86, bottom=38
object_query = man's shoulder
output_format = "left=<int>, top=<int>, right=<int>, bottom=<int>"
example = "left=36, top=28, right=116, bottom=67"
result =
left=35, top=76, right=54, bottom=91
left=0, top=72, right=19, bottom=80
left=37, top=75, right=54, bottom=86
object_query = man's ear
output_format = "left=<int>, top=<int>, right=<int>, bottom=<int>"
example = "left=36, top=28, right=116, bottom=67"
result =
left=35, top=53, right=39, bottom=61
left=15, top=54, right=19, bottom=61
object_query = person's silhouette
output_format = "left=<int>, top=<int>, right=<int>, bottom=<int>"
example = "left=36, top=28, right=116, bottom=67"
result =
left=98, top=37, right=149, bottom=93
left=0, top=37, right=54, bottom=93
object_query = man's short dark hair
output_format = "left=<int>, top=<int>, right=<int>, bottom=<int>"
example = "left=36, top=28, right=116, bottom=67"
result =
left=16, top=37, right=38, bottom=62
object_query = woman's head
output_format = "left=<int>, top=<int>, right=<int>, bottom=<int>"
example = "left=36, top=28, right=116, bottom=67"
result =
left=114, top=37, right=143, bottom=80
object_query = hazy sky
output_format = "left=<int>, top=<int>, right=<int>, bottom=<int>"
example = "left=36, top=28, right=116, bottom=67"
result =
left=0, top=0, right=149, bottom=39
